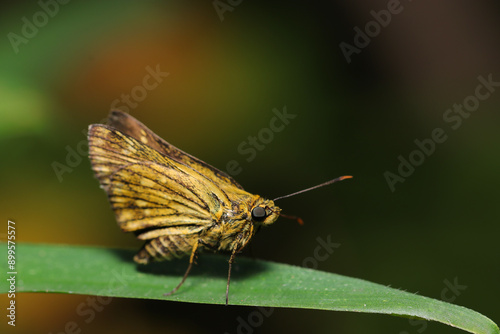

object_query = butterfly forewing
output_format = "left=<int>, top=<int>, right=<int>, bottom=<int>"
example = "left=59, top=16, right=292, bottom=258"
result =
left=106, top=110, right=244, bottom=191
left=88, top=124, right=231, bottom=240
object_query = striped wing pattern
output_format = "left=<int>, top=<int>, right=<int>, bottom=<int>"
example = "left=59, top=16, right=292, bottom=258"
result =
left=88, top=124, right=229, bottom=242
left=106, top=110, right=244, bottom=190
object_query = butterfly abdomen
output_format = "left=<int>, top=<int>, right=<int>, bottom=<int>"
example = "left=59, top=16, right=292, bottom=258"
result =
left=134, top=234, right=197, bottom=264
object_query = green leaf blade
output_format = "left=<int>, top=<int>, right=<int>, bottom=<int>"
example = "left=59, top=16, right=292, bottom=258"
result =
left=1, top=243, right=498, bottom=334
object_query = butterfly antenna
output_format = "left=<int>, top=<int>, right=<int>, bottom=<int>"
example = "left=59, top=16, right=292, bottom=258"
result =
left=279, top=213, right=304, bottom=225
left=271, top=175, right=352, bottom=225
left=266, top=207, right=304, bottom=225
left=273, top=175, right=353, bottom=202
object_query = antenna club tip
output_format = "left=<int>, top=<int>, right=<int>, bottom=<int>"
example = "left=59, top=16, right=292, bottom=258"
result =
left=297, top=218, right=304, bottom=226
left=340, top=175, right=353, bottom=180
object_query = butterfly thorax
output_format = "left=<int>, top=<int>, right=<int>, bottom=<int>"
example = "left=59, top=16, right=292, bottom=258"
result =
left=199, top=194, right=280, bottom=253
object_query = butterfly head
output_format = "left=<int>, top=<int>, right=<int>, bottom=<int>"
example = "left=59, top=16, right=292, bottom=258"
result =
left=250, top=198, right=281, bottom=226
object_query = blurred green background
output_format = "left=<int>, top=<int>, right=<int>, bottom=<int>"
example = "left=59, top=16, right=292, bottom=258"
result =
left=1, top=1, right=499, bottom=333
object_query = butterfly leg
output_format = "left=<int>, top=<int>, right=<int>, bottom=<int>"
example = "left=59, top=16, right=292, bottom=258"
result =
left=226, top=247, right=238, bottom=306
left=225, top=224, right=255, bottom=305
left=164, top=239, right=199, bottom=297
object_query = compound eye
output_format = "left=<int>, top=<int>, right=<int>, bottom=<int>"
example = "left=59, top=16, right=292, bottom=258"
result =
left=251, top=206, right=267, bottom=221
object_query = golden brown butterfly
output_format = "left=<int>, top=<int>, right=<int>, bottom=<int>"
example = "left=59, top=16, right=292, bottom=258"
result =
left=88, top=110, right=351, bottom=304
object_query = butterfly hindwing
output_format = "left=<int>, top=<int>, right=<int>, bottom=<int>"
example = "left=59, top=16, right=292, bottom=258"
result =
left=108, top=162, right=209, bottom=224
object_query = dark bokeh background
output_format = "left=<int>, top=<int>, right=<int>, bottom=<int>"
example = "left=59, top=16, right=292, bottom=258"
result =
left=1, top=1, right=499, bottom=333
